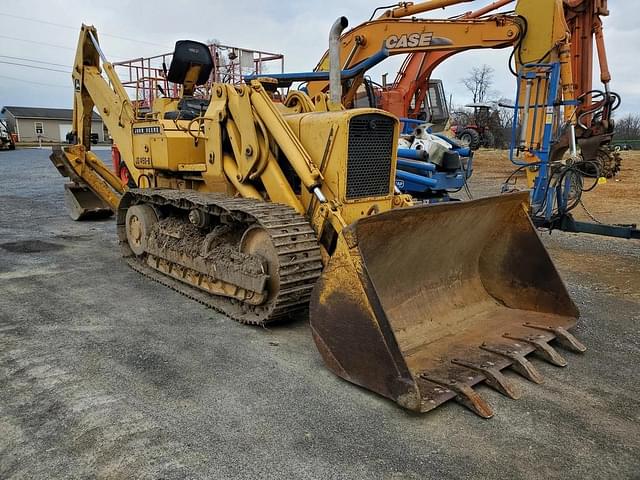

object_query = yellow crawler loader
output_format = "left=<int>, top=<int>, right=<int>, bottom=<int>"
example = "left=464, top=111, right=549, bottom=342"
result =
left=50, top=6, right=585, bottom=417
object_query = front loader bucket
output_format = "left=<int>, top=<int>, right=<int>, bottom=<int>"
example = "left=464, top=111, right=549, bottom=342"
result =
left=310, top=192, right=585, bottom=418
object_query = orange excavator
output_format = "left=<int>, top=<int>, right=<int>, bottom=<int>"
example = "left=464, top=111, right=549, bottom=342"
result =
left=306, top=0, right=520, bottom=108
left=365, top=0, right=515, bottom=121
left=305, top=0, right=620, bottom=176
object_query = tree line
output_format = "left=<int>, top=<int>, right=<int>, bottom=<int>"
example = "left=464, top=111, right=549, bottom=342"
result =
left=614, top=114, right=640, bottom=140
left=453, top=64, right=640, bottom=148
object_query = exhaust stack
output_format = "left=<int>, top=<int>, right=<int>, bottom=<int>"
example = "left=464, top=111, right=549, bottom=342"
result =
left=329, top=16, right=349, bottom=106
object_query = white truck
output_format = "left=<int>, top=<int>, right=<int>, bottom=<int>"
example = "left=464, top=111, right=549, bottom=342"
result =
left=0, top=119, right=16, bottom=150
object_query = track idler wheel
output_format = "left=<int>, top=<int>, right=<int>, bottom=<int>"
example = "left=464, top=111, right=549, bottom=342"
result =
left=240, top=226, right=280, bottom=304
left=125, top=204, right=158, bottom=255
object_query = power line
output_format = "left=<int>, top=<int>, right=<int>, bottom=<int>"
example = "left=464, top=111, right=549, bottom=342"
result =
left=0, top=34, right=74, bottom=51
left=0, top=74, right=68, bottom=88
left=0, top=12, right=171, bottom=48
left=0, top=54, right=71, bottom=69
left=0, top=33, right=134, bottom=62
left=0, top=60, right=70, bottom=74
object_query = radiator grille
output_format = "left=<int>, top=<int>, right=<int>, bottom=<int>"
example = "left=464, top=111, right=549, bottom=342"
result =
left=346, top=114, right=395, bottom=199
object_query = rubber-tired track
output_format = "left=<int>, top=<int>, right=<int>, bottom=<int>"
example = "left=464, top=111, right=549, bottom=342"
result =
left=117, top=189, right=323, bottom=325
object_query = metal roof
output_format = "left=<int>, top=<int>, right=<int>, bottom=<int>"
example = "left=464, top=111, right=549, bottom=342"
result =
left=1, top=106, right=101, bottom=122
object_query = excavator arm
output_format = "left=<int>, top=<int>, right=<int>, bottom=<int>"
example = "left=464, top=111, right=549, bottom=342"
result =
left=306, top=15, right=522, bottom=104
left=386, top=0, right=515, bottom=118
left=307, top=0, right=617, bottom=138
left=50, top=25, right=137, bottom=218
left=564, top=0, right=612, bottom=98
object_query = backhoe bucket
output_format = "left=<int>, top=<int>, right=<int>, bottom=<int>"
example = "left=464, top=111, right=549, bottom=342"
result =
left=63, top=182, right=114, bottom=221
left=310, top=192, right=584, bottom=418
left=49, top=146, right=114, bottom=221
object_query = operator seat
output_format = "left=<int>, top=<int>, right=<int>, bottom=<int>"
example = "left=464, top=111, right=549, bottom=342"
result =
left=164, top=98, right=210, bottom=120
left=164, top=40, right=214, bottom=120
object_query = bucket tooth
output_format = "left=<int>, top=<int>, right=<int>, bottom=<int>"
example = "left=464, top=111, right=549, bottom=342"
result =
left=503, top=333, right=567, bottom=367
left=481, top=344, right=544, bottom=384
left=414, top=377, right=457, bottom=413
left=421, top=375, right=493, bottom=419
left=452, top=358, right=521, bottom=400
left=523, top=323, right=586, bottom=353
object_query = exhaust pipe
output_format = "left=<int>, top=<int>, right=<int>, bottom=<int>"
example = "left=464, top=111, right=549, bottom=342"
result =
left=329, top=16, right=349, bottom=106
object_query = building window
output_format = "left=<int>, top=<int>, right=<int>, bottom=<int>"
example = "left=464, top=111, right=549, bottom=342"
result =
left=34, top=122, right=44, bottom=135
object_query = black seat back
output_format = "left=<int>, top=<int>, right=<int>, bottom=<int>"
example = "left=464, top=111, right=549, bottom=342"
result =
left=167, top=40, right=214, bottom=86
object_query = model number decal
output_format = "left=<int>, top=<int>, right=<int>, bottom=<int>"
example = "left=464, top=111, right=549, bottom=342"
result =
left=135, top=157, right=152, bottom=167
left=133, top=126, right=161, bottom=135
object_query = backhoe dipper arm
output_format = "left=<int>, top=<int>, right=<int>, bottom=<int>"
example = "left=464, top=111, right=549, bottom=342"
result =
left=50, top=25, right=137, bottom=215
left=72, top=25, right=136, bottom=159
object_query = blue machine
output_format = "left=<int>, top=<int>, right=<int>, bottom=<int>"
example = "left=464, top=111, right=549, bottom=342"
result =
left=507, top=63, right=574, bottom=221
left=507, top=62, right=638, bottom=239
left=395, top=118, right=474, bottom=203
left=244, top=49, right=390, bottom=88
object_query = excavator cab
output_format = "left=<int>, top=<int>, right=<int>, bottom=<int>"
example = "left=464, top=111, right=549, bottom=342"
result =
left=422, top=79, right=450, bottom=132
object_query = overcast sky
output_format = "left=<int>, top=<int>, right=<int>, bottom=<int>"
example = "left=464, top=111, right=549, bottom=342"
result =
left=1, top=0, right=638, bottom=116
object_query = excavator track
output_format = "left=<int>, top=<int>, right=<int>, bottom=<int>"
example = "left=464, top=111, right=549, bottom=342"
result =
left=117, top=189, right=323, bottom=325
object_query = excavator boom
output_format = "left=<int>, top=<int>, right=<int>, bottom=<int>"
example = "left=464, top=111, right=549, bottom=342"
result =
left=306, top=15, right=521, bottom=104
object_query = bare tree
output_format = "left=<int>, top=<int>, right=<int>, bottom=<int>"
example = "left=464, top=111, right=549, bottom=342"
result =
left=492, top=98, right=515, bottom=129
left=461, top=64, right=495, bottom=104
left=614, top=114, right=640, bottom=140
left=486, top=98, right=516, bottom=148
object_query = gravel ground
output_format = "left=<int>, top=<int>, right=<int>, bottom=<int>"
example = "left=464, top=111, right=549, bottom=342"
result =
left=0, top=148, right=638, bottom=479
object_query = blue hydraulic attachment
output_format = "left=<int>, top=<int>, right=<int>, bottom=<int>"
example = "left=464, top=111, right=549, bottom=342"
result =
left=507, top=62, right=638, bottom=239
left=395, top=119, right=473, bottom=203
